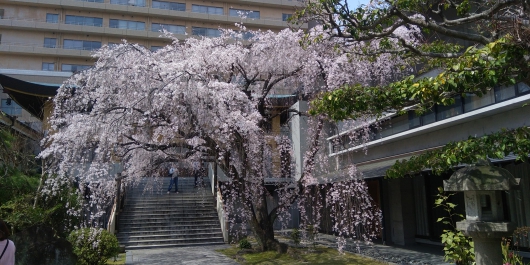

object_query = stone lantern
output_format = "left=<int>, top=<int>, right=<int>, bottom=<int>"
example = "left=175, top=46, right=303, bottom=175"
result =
left=443, top=160, right=520, bottom=265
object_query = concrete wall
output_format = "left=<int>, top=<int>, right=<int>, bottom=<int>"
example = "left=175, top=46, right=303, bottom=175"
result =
left=289, top=101, right=308, bottom=181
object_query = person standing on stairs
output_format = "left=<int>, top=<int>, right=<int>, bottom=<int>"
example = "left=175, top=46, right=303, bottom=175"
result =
left=167, top=167, right=178, bottom=194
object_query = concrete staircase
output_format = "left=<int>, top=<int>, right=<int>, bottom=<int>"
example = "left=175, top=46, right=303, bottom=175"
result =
left=116, top=177, right=225, bottom=250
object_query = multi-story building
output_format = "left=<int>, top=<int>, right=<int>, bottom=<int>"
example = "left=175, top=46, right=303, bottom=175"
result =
left=0, top=0, right=305, bottom=127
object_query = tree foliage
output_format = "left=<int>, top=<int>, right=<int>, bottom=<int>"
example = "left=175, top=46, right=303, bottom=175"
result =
left=310, top=37, right=530, bottom=120
left=386, top=127, right=530, bottom=178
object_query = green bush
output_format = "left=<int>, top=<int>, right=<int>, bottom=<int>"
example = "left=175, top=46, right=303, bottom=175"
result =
left=290, top=229, right=301, bottom=246
left=68, top=227, right=120, bottom=265
left=435, top=187, right=474, bottom=265
left=238, top=238, right=252, bottom=249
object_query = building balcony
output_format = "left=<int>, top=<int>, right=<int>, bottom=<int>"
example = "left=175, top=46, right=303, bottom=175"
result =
left=0, top=41, right=94, bottom=58
left=0, top=17, right=187, bottom=41
left=4, top=0, right=304, bottom=29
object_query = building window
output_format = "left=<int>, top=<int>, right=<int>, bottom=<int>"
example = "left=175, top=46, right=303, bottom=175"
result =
left=191, top=5, right=223, bottom=15
left=65, top=15, right=103, bottom=27
left=152, top=0, right=185, bottom=11
left=63, top=39, right=101, bottom=50
left=0, top=9, right=4, bottom=19
left=282, top=13, right=292, bottom=21
left=109, top=19, right=145, bottom=30
left=151, top=46, right=162, bottom=52
left=110, top=0, right=146, bottom=6
left=78, top=0, right=104, bottom=2
left=436, top=96, right=463, bottom=121
left=192, top=27, right=221, bottom=37
left=46, top=13, right=59, bottom=23
left=229, top=9, right=260, bottom=19
left=494, top=85, right=516, bottom=102
left=517, top=82, right=530, bottom=95
left=151, top=23, right=185, bottom=34
left=463, top=90, right=495, bottom=112
left=42, top=62, right=55, bottom=71
left=61, top=64, right=91, bottom=72
left=232, top=31, right=254, bottom=40
left=44, top=38, right=57, bottom=48
left=1, top=99, right=22, bottom=116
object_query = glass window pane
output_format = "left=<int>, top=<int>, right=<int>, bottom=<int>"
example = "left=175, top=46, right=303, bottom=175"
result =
left=192, top=27, right=205, bottom=36
left=46, top=13, right=58, bottom=23
left=437, top=97, right=463, bottom=120
left=408, top=111, right=421, bottom=128
left=109, top=19, right=118, bottom=28
left=464, top=90, right=494, bottom=112
left=229, top=9, right=239, bottom=17
left=282, top=13, right=292, bottom=21
left=192, top=5, right=204, bottom=13
left=42, top=62, right=54, bottom=71
left=152, top=23, right=161, bottom=32
left=65, top=15, right=75, bottom=24
left=517, top=82, right=530, bottom=95
left=422, top=109, right=436, bottom=125
left=118, top=20, right=127, bottom=29
left=1, top=99, right=22, bottom=116
left=44, top=38, right=56, bottom=48
left=494, top=85, right=516, bottom=102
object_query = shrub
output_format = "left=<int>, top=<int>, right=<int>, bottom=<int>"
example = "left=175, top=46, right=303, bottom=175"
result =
left=68, top=227, right=120, bottom=265
left=435, top=187, right=474, bottom=265
left=238, top=238, right=252, bottom=249
left=290, top=228, right=301, bottom=246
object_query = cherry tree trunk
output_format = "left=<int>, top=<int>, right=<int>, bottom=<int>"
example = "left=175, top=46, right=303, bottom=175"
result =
left=249, top=195, right=287, bottom=253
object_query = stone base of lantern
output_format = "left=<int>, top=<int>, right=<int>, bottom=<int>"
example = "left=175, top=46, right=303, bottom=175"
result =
left=456, top=220, right=516, bottom=265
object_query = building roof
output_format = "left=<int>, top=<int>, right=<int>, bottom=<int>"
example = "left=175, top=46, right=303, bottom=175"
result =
left=0, top=74, right=60, bottom=120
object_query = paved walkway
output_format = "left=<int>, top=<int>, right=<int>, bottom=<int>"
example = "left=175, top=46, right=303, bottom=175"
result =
left=125, top=244, right=239, bottom=265
left=125, top=236, right=451, bottom=265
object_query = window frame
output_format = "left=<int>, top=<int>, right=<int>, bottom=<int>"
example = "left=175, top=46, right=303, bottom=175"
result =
left=43, top=38, right=57, bottom=48
left=42, top=62, right=55, bottom=71
left=46, top=13, right=59, bottom=23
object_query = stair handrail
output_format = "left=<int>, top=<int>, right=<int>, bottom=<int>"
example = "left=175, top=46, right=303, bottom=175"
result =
left=107, top=172, right=125, bottom=234
left=213, top=164, right=230, bottom=242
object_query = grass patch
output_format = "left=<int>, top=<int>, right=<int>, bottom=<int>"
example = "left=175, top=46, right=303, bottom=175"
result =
left=217, top=245, right=384, bottom=265
left=106, top=253, right=126, bottom=265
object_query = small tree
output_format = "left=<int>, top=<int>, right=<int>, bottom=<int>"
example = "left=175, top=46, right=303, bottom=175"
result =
left=68, top=227, right=120, bottom=265
left=434, top=187, right=474, bottom=265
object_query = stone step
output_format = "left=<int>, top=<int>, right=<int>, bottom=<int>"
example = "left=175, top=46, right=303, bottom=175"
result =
left=118, top=232, right=223, bottom=241
left=118, top=216, right=219, bottom=223
left=118, top=224, right=221, bottom=232
left=125, top=197, right=215, bottom=203
left=117, top=227, right=222, bottom=236
left=118, top=220, right=220, bottom=228
left=123, top=241, right=225, bottom=250
left=122, top=236, right=225, bottom=247
left=122, top=205, right=215, bottom=211
left=120, top=209, right=218, bottom=217
left=117, top=176, right=223, bottom=249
